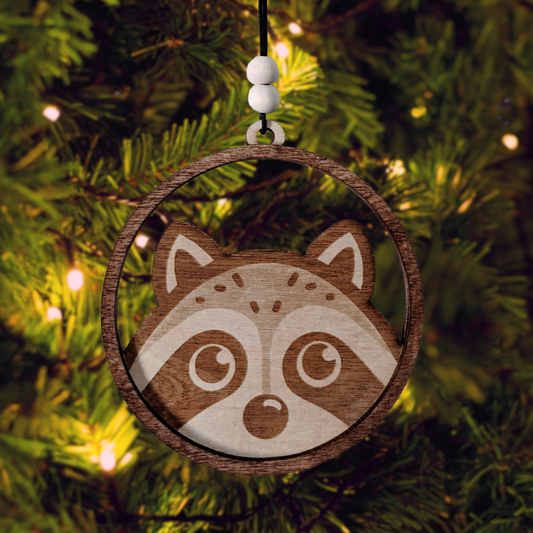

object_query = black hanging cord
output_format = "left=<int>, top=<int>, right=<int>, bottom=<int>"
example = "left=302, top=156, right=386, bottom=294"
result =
left=258, top=0, right=268, bottom=134
left=258, top=0, right=268, bottom=56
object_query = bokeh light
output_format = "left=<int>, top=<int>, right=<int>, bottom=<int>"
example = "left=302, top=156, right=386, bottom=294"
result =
left=502, top=134, right=519, bottom=150
left=135, top=234, right=150, bottom=248
left=121, top=452, right=133, bottom=465
left=99, top=450, right=117, bottom=472
left=67, top=269, right=84, bottom=291
left=275, top=42, right=290, bottom=59
left=386, top=160, right=406, bottom=178
left=288, top=22, right=302, bottom=34
left=43, top=105, right=61, bottom=122
left=411, top=106, right=427, bottom=118
left=46, top=306, right=62, bottom=321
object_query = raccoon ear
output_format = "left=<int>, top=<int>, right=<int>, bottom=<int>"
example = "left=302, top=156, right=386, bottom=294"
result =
left=152, top=222, right=225, bottom=301
left=305, top=220, right=375, bottom=297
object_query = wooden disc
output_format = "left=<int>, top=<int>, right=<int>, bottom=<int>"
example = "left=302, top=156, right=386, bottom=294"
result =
left=102, top=145, right=423, bottom=475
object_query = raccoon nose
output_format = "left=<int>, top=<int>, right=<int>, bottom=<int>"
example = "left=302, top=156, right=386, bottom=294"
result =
left=243, top=394, right=288, bottom=439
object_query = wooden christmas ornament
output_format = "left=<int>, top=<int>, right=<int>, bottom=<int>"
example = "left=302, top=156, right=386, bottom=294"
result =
left=102, top=125, right=424, bottom=475
left=103, top=1, right=422, bottom=476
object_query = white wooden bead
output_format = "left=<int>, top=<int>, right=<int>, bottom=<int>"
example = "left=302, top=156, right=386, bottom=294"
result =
left=246, top=56, right=279, bottom=85
left=248, top=85, right=280, bottom=114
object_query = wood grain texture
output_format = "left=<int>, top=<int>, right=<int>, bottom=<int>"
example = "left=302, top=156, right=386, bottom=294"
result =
left=102, top=145, right=424, bottom=475
left=125, top=221, right=400, bottom=459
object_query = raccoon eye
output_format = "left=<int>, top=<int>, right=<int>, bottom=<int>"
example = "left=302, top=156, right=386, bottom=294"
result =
left=189, top=344, right=236, bottom=391
left=296, top=341, right=341, bottom=388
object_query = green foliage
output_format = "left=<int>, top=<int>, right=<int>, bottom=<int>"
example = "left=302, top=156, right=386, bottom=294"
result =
left=0, top=0, right=97, bottom=136
left=1, top=0, right=533, bottom=531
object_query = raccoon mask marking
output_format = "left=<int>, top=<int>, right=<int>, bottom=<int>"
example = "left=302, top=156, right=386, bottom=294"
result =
left=125, top=220, right=401, bottom=459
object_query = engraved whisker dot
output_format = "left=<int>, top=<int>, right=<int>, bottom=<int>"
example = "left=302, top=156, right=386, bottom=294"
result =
left=214, top=284, right=226, bottom=292
left=287, top=272, right=299, bottom=286
left=326, top=293, right=335, bottom=301
left=232, top=273, right=244, bottom=288
left=305, top=282, right=317, bottom=290
left=196, top=296, right=205, bottom=304
left=250, top=301, right=260, bottom=314
left=272, top=301, right=282, bottom=313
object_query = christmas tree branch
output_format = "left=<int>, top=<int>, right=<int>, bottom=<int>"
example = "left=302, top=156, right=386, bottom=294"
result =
left=119, top=500, right=272, bottom=525
left=2, top=0, right=532, bottom=529
left=122, top=271, right=153, bottom=282
left=66, top=169, right=296, bottom=205
left=119, top=463, right=322, bottom=525
left=224, top=0, right=382, bottom=33
left=225, top=171, right=323, bottom=253
left=297, top=418, right=440, bottom=532
left=515, top=196, right=533, bottom=317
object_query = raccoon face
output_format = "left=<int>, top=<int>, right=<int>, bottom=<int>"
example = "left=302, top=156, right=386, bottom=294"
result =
left=125, top=221, right=400, bottom=459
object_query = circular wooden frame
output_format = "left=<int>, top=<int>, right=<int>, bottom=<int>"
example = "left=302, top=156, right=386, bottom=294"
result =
left=102, top=145, right=424, bottom=475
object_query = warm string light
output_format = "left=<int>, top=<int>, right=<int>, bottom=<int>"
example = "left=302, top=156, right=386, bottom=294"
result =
left=121, top=452, right=133, bottom=466
left=386, top=160, right=406, bottom=178
left=502, top=134, right=518, bottom=150
left=99, top=450, right=117, bottom=472
left=46, top=306, right=63, bottom=321
left=135, top=234, right=150, bottom=248
left=43, top=105, right=61, bottom=122
left=67, top=269, right=84, bottom=291
left=275, top=42, right=290, bottom=59
left=411, top=106, right=427, bottom=118
left=288, top=22, right=302, bottom=34
left=215, top=197, right=231, bottom=216
left=457, top=193, right=476, bottom=214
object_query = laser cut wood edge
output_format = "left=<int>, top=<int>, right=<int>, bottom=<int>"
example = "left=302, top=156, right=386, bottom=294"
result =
left=101, top=144, right=424, bottom=476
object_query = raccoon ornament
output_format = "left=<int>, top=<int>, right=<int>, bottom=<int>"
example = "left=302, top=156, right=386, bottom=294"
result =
left=125, top=219, right=400, bottom=459
left=102, top=2, right=422, bottom=476
left=102, top=141, right=423, bottom=475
